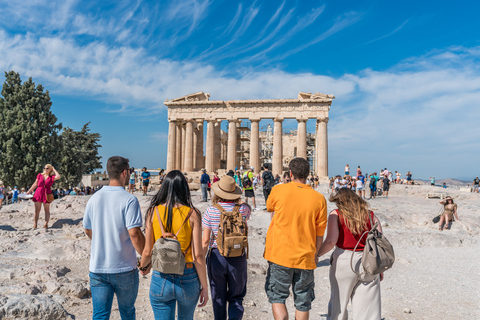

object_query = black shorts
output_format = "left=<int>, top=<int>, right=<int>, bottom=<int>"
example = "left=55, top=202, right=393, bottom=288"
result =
left=383, top=186, right=389, bottom=191
left=143, top=181, right=149, bottom=187
left=244, top=189, right=255, bottom=198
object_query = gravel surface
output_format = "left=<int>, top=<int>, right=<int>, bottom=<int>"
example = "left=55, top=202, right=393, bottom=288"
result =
left=0, top=184, right=478, bottom=319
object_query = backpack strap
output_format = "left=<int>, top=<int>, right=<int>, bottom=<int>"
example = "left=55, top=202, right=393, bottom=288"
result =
left=349, top=211, right=377, bottom=274
left=155, top=207, right=176, bottom=239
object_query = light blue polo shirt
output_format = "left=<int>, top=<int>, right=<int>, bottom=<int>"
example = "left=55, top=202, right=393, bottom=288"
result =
left=83, top=186, right=142, bottom=273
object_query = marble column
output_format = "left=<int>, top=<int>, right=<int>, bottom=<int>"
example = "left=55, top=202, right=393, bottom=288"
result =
left=195, top=120, right=204, bottom=170
left=184, top=120, right=194, bottom=172
left=166, top=120, right=176, bottom=172
left=175, top=122, right=183, bottom=170
left=205, top=120, right=215, bottom=172
left=227, top=120, right=237, bottom=170
left=273, top=118, right=283, bottom=176
left=214, top=121, right=221, bottom=170
left=250, top=119, right=260, bottom=172
left=316, top=117, right=329, bottom=177
left=181, top=123, right=186, bottom=171
left=297, top=119, right=307, bottom=159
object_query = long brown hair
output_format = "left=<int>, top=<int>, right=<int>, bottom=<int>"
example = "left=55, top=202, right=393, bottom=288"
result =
left=329, top=188, right=370, bottom=235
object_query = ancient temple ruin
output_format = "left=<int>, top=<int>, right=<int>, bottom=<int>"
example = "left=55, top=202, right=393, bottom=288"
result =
left=164, top=91, right=334, bottom=178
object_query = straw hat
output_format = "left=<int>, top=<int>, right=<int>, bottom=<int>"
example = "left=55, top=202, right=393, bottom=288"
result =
left=212, top=176, right=242, bottom=200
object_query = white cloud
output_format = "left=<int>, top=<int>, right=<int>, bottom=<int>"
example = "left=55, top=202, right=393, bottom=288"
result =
left=1, top=19, right=479, bottom=177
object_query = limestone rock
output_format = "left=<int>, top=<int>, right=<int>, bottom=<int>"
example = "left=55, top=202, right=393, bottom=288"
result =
left=0, top=294, right=69, bottom=319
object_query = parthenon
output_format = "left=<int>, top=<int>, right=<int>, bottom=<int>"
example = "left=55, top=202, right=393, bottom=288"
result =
left=164, top=91, right=334, bottom=179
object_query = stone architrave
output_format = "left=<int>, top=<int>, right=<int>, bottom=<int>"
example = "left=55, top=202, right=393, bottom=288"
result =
left=184, top=120, right=194, bottom=172
left=316, top=117, right=329, bottom=177
left=227, top=120, right=237, bottom=170
left=205, top=120, right=215, bottom=172
left=297, top=119, right=307, bottom=159
left=273, top=118, right=283, bottom=176
left=175, top=122, right=183, bottom=170
left=250, top=119, right=260, bottom=172
left=166, top=120, right=176, bottom=172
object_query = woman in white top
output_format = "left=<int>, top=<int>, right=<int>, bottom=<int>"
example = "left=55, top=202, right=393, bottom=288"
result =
left=344, top=164, right=350, bottom=176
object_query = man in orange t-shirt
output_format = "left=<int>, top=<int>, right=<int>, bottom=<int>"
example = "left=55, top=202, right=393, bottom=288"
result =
left=264, top=157, right=327, bottom=320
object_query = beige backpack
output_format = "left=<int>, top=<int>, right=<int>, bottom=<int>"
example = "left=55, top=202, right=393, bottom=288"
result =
left=151, top=207, right=192, bottom=275
left=214, top=204, right=249, bottom=258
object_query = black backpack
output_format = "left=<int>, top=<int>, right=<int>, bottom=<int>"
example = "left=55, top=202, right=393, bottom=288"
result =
left=370, top=177, right=376, bottom=186
left=243, top=173, right=252, bottom=188
left=264, top=171, right=275, bottom=189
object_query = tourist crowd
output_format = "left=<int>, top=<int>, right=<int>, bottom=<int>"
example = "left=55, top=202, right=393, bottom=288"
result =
left=81, top=156, right=387, bottom=320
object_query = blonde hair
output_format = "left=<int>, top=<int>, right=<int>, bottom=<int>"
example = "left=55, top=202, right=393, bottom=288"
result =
left=329, top=188, right=370, bottom=235
left=44, top=164, right=55, bottom=176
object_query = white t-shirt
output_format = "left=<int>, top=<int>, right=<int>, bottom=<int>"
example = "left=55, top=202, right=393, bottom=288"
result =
left=83, top=186, right=142, bottom=273
left=396, top=173, right=401, bottom=179
left=356, top=180, right=364, bottom=189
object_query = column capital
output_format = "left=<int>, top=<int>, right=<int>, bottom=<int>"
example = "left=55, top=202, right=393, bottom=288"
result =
left=195, top=119, right=204, bottom=125
left=274, top=117, right=284, bottom=122
left=250, top=118, right=261, bottom=123
left=317, top=117, right=329, bottom=123
left=296, top=118, right=307, bottom=123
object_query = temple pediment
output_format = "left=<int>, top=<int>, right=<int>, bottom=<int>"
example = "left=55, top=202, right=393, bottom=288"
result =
left=167, top=92, right=210, bottom=103
left=298, top=92, right=335, bottom=100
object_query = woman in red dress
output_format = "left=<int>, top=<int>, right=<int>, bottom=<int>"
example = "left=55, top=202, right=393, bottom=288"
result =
left=27, top=164, right=61, bottom=229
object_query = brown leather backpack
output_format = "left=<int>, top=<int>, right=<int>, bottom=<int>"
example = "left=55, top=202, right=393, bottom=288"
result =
left=214, top=204, right=249, bottom=258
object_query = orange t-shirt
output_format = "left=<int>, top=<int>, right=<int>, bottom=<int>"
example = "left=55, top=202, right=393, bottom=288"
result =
left=264, top=182, right=327, bottom=270
left=152, top=205, right=193, bottom=263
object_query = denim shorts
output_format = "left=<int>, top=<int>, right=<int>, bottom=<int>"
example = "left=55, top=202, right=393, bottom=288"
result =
left=265, top=262, right=315, bottom=312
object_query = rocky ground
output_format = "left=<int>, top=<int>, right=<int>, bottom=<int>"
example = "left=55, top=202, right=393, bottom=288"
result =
left=0, top=184, right=479, bottom=319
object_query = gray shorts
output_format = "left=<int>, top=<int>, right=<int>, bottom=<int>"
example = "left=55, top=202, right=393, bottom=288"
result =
left=265, top=262, right=315, bottom=312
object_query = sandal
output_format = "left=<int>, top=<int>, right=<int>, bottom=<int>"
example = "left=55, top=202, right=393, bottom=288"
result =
left=439, top=227, right=443, bottom=231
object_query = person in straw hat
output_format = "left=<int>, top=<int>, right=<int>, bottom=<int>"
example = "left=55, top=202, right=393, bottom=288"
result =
left=202, top=175, right=251, bottom=320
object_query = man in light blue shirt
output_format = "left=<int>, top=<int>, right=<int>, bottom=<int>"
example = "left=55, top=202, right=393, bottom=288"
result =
left=84, top=156, right=145, bottom=320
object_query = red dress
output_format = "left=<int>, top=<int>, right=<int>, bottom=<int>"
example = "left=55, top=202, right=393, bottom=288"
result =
left=32, top=174, right=55, bottom=203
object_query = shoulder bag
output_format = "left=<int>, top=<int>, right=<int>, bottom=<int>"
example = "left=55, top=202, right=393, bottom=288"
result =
left=350, top=212, right=395, bottom=276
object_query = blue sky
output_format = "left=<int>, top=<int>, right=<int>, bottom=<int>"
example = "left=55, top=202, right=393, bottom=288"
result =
left=1, top=0, right=479, bottom=179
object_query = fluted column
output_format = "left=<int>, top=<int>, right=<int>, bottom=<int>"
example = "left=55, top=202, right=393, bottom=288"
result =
left=227, top=120, right=237, bottom=170
left=175, top=121, right=183, bottom=170
left=214, top=121, right=221, bottom=170
left=316, top=117, right=329, bottom=177
left=273, top=118, right=283, bottom=176
left=184, top=120, right=194, bottom=172
left=297, top=119, right=307, bottom=159
left=250, top=119, right=260, bottom=172
left=205, top=120, right=215, bottom=172
left=167, top=120, right=176, bottom=172
left=195, top=120, right=204, bottom=170
left=181, top=123, right=186, bottom=170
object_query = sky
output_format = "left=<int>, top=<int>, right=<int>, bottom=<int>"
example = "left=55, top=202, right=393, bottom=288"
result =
left=0, top=0, right=479, bottom=180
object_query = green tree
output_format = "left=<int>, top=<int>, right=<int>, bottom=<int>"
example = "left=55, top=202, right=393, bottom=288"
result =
left=58, top=122, right=102, bottom=188
left=0, top=71, right=62, bottom=188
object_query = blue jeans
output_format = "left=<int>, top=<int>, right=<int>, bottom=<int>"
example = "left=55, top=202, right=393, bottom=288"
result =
left=201, top=184, right=208, bottom=202
left=149, top=266, right=201, bottom=320
left=89, top=269, right=139, bottom=320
